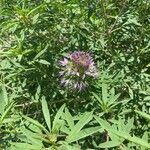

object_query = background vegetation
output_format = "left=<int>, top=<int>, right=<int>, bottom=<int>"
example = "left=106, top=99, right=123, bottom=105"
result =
left=0, top=0, right=150, bottom=149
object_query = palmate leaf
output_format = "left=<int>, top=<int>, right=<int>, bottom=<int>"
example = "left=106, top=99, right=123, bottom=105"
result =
left=109, top=117, right=134, bottom=134
left=67, top=126, right=103, bottom=143
left=66, top=112, right=93, bottom=142
left=95, top=116, right=150, bottom=149
left=93, top=86, right=121, bottom=113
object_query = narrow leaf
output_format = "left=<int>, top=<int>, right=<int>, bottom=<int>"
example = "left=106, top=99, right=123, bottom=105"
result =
left=22, top=115, right=48, bottom=134
left=0, top=84, right=8, bottom=114
left=0, top=102, right=14, bottom=124
left=108, top=93, right=120, bottom=106
left=38, top=59, right=50, bottom=65
left=41, top=96, right=51, bottom=132
left=135, top=110, right=150, bottom=121
left=95, top=116, right=150, bottom=148
left=63, top=108, right=74, bottom=129
left=98, top=141, right=122, bottom=148
left=11, top=143, right=41, bottom=150
left=52, top=104, right=66, bottom=131
left=102, top=83, right=108, bottom=102
left=67, top=112, right=93, bottom=141
left=68, top=126, right=103, bottom=143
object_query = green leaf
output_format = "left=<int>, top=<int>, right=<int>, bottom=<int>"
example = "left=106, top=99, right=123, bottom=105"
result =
left=68, top=126, right=103, bottom=143
left=27, top=4, right=46, bottom=16
left=52, top=104, right=66, bottom=132
left=63, top=108, right=74, bottom=129
left=95, top=116, right=150, bottom=148
left=98, top=141, right=122, bottom=148
left=94, top=116, right=111, bottom=130
left=37, top=59, right=50, bottom=65
left=108, top=93, right=120, bottom=106
left=92, top=92, right=102, bottom=103
left=142, top=131, right=148, bottom=141
left=66, top=112, right=93, bottom=141
left=41, top=96, right=51, bottom=132
left=21, top=127, right=43, bottom=146
left=59, top=142, right=81, bottom=150
left=0, top=84, right=8, bottom=114
left=34, top=44, right=48, bottom=60
left=0, top=102, right=14, bottom=125
left=11, top=142, right=42, bottom=150
left=135, top=110, right=150, bottom=121
left=32, top=13, right=39, bottom=24
left=22, top=115, right=49, bottom=134
left=35, top=85, right=41, bottom=101
left=61, top=126, right=70, bottom=134
left=125, top=117, right=134, bottom=133
left=102, top=83, right=108, bottom=102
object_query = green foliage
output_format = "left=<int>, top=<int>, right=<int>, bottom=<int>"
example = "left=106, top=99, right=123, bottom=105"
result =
left=0, top=0, right=150, bottom=149
left=95, top=116, right=150, bottom=149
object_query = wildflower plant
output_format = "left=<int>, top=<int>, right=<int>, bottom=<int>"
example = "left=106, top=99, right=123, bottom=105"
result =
left=1, top=0, right=150, bottom=149
left=59, top=51, right=98, bottom=91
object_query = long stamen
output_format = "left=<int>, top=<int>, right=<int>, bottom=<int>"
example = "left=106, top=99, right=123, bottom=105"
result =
left=59, top=51, right=98, bottom=91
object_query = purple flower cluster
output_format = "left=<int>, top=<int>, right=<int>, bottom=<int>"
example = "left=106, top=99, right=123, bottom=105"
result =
left=59, top=51, right=98, bottom=91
